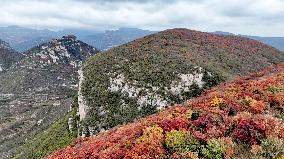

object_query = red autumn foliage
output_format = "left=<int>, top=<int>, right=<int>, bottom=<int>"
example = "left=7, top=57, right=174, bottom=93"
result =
left=250, top=100, right=266, bottom=113
left=46, top=63, right=284, bottom=159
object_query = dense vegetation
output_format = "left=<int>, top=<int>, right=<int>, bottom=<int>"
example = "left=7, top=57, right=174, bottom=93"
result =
left=80, top=28, right=284, bottom=135
left=0, top=37, right=98, bottom=158
left=12, top=96, right=80, bottom=159
left=47, top=63, right=284, bottom=159
left=12, top=112, right=76, bottom=159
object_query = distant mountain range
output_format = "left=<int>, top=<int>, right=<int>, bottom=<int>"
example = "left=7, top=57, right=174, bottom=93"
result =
left=81, top=28, right=157, bottom=50
left=0, top=26, right=58, bottom=52
left=213, top=31, right=284, bottom=51
left=2, top=26, right=283, bottom=53
left=0, top=26, right=155, bottom=52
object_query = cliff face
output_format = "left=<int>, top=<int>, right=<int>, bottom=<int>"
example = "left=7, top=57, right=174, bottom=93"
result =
left=78, top=68, right=87, bottom=120
left=77, top=28, right=284, bottom=136
left=47, top=63, right=284, bottom=159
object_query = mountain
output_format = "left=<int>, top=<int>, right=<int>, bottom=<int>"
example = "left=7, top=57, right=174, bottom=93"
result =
left=213, top=31, right=284, bottom=51
left=3, top=25, right=283, bottom=53
left=13, top=36, right=54, bottom=52
left=0, top=35, right=99, bottom=158
left=76, top=28, right=284, bottom=138
left=0, top=26, right=59, bottom=52
left=247, top=36, right=284, bottom=51
left=0, top=26, right=154, bottom=52
left=47, top=63, right=284, bottom=159
left=0, top=26, right=101, bottom=52
left=57, top=28, right=101, bottom=39
left=0, top=39, right=22, bottom=72
left=82, top=28, right=157, bottom=50
left=0, top=39, right=13, bottom=50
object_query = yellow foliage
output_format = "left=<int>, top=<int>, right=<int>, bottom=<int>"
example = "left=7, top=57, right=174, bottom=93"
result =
left=277, top=156, right=284, bottom=159
left=136, top=125, right=163, bottom=144
left=241, top=96, right=256, bottom=108
left=225, top=87, right=238, bottom=97
left=210, top=97, right=225, bottom=107
left=186, top=109, right=193, bottom=120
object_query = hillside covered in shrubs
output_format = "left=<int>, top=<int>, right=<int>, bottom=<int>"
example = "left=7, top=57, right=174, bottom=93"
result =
left=48, top=63, right=284, bottom=159
left=0, top=36, right=99, bottom=158
left=79, top=28, right=284, bottom=136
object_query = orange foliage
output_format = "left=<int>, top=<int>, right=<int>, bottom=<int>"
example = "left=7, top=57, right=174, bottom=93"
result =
left=46, top=63, right=284, bottom=159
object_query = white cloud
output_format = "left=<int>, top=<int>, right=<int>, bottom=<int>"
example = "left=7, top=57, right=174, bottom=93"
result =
left=0, top=0, right=283, bottom=36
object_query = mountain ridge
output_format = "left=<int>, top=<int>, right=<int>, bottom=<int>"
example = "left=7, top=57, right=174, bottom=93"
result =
left=1, top=26, right=284, bottom=52
left=77, top=28, right=284, bottom=138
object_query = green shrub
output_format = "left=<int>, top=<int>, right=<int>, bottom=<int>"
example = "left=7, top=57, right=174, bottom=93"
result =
left=267, top=86, right=283, bottom=94
left=260, top=138, right=284, bottom=158
left=201, top=138, right=235, bottom=159
left=201, top=138, right=223, bottom=159
left=165, top=130, right=201, bottom=152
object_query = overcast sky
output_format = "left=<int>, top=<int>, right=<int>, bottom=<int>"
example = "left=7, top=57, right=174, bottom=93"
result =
left=0, top=0, right=284, bottom=36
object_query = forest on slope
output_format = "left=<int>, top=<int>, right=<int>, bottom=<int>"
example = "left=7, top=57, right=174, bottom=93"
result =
left=79, top=28, right=284, bottom=136
left=48, top=63, right=284, bottom=159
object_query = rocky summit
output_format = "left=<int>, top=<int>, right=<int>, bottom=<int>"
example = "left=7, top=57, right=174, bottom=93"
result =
left=0, top=36, right=98, bottom=158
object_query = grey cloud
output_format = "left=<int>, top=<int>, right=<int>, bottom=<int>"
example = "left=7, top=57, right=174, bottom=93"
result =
left=0, top=0, right=283, bottom=36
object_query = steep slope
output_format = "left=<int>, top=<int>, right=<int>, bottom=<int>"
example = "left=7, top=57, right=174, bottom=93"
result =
left=0, top=36, right=99, bottom=158
left=12, top=95, right=80, bottom=159
left=78, top=28, right=284, bottom=136
left=47, top=63, right=284, bottom=159
left=0, top=35, right=98, bottom=94
left=0, top=39, right=22, bottom=72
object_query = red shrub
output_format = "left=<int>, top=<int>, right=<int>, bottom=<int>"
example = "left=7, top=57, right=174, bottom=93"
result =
left=46, top=63, right=284, bottom=159
left=250, top=100, right=266, bottom=113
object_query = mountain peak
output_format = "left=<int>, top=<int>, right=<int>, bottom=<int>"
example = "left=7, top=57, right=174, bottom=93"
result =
left=26, top=36, right=98, bottom=67
left=62, top=35, right=77, bottom=40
